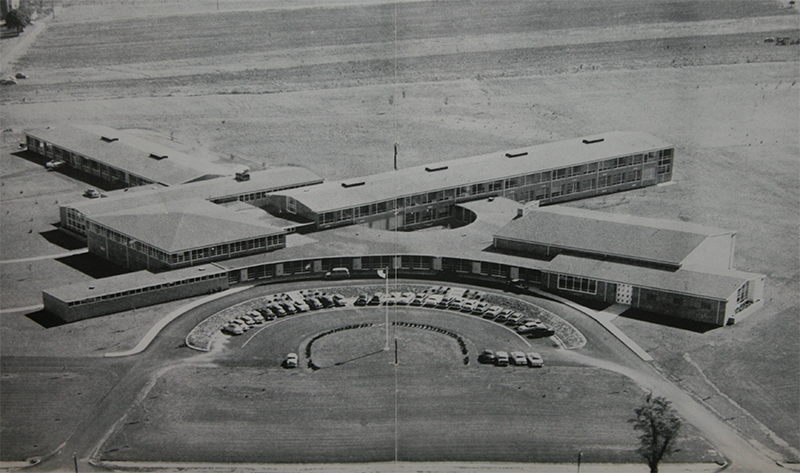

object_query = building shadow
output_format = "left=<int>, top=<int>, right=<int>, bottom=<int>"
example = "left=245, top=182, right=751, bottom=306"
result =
left=25, top=309, right=67, bottom=328
left=618, top=308, right=718, bottom=333
left=55, top=253, right=130, bottom=278
left=40, top=228, right=86, bottom=251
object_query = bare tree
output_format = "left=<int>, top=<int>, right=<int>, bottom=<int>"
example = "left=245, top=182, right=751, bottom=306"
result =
left=629, top=394, right=682, bottom=473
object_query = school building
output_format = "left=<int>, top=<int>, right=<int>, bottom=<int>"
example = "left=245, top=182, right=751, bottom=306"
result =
left=264, top=131, right=674, bottom=231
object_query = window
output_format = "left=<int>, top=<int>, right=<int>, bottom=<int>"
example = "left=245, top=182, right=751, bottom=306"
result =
left=286, top=196, right=297, bottom=214
left=557, top=275, right=597, bottom=294
left=736, top=281, right=750, bottom=303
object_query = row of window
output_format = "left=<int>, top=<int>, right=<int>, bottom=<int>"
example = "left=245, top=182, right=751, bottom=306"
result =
left=557, top=275, right=598, bottom=294
left=315, top=148, right=674, bottom=225
left=210, top=182, right=314, bottom=206
left=65, top=272, right=225, bottom=306
left=89, top=220, right=284, bottom=265
left=29, top=137, right=155, bottom=187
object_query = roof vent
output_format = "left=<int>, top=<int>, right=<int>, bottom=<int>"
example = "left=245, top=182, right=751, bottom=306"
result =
left=424, top=165, right=448, bottom=172
left=149, top=153, right=168, bottom=160
left=505, top=151, right=528, bottom=158
left=341, top=181, right=365, bottom=188
left=101, top=136, right=118, bottom=143
left=582, top=138, right=604, bottom=144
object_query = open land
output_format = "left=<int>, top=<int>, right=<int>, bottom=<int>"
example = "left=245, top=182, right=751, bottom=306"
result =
left=0, top=0, right=798, bottom=470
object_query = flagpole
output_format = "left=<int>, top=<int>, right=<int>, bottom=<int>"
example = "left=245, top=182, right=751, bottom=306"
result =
left=384, top=266, right=390, bottom=351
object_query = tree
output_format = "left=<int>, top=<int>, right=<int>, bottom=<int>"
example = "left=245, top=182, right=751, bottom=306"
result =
left=629, top=394, right=682, bottom=473
left=5, top=10, right=31, bottom=33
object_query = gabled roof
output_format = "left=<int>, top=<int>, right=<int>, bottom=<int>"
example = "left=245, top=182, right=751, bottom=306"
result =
left=27, top=125, right=232, bottom=185
left=274, top=131, right=672, bottom=212
left=547, top=255, right=757, bottom=300
left=494, top=206, right=734, bottom=266
left=88, top=199, right=284, bottom=252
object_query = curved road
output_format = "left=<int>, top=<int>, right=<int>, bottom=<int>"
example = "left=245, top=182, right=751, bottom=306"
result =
left=4, top=279, right=786, bottom=472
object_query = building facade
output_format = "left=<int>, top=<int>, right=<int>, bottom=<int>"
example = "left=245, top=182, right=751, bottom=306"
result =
left=265, top=131, right=674, bottom=231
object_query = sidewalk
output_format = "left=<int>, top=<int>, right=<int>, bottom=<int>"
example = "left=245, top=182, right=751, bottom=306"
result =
left=529, top=288, right=653, bottom=362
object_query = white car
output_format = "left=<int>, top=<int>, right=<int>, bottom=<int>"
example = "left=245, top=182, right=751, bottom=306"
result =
left=284, top=353, right=298, bottom=368
left=526, top=352, right=544, bottom=368
left=83, top=188, right=101, bottom=199
left=510, top=351, right=527, bottom=366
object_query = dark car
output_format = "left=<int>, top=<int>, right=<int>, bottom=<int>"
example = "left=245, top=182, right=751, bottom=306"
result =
left=354, top=293, right=369, bottom=306
left=368, top=294, right=382, bottom=306
left=305, top=297, right=323, bottom=310
left=505, top=278, right=530, bottom=294
left=478, top=349, right=495, bottom=364
left=318, top=295, right=335, bottom=308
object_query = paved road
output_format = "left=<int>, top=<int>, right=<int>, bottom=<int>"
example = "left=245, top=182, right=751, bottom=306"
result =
left=1, top=279, right=787, bottom=472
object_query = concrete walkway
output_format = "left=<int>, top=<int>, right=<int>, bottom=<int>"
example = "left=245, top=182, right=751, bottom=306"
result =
left=530, top=288, right=653, bottom=362
left=104, top=285, right=253, bottom=358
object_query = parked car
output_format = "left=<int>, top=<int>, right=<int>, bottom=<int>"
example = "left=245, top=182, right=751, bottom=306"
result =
left=247, top=311, right=265, bottom=324
left=257, top=308, right=276, bottom=320
left=423, top=295, right=443, bottom=307
left=324, top=267, right=350, bottom=279
left=284, top=353, right=298, bottom=368
left=483, top=306, right=503, bottom=319
left=277, top=301, right=297, bottom=315
left=354, top=293, right=369, bottom=306
left=46, top=160, right=65, bottom=171
left=368, top=293, right=382, bottom=306
left=461, top=300, right=477, bottom=313
left=436, top=296, right=452, bottom=309
left=495, top=309, right=514, bottom=323
left=510, top=351, right=527, bottom=366
left=293, top=300, right=310, bottom=312
left=410, top=294, right=425, bottom=306
left=222, top=323, right=244, bottom=335
left=471, top=301, right=490, bottom=315
left=332, top=294, right=347, bottom=306
left=494, top=351, right=509, bottom=367
left=478, top=349, right=495, bottom=364
left=230, top=319, right=249, bottom=331
left=268, top=303, right=287, bottom=317
left=83, top=188, right=101, bottom=199
left=319, top=295, right=335, bottom=308
left=505, top=278, right=530, bottom=294
left=397, top=293, right=414, bottom=305
left=526, top=352, right=544, bottom=368
left=448, top=297, right=465, bottom=310
left=505, top=312, right=524, bottom=326
left=305, top=297, right=323, bottom=310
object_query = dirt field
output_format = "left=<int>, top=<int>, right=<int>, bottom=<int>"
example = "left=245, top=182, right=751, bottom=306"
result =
left=0, top=0, right=797, bottom=467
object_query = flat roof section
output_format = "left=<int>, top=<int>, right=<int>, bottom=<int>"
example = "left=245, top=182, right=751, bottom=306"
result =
left=88, top=199, right=285, bottom=253
left=547, top=254, right=755, bottom=300
left=274, top=131, right=672, bottom=212
left=43, top=264, right=226, bottom=303
left=66, top=166, right=323, bottom=218
left=494, top=205, right=734, bottom=266
left=27, top=125, right=232, bottom=186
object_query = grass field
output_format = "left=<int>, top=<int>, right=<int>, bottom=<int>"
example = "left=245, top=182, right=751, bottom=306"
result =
left=0, top=0, right=797, bottom=466
left=100, top=313, right=720, bottom=464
